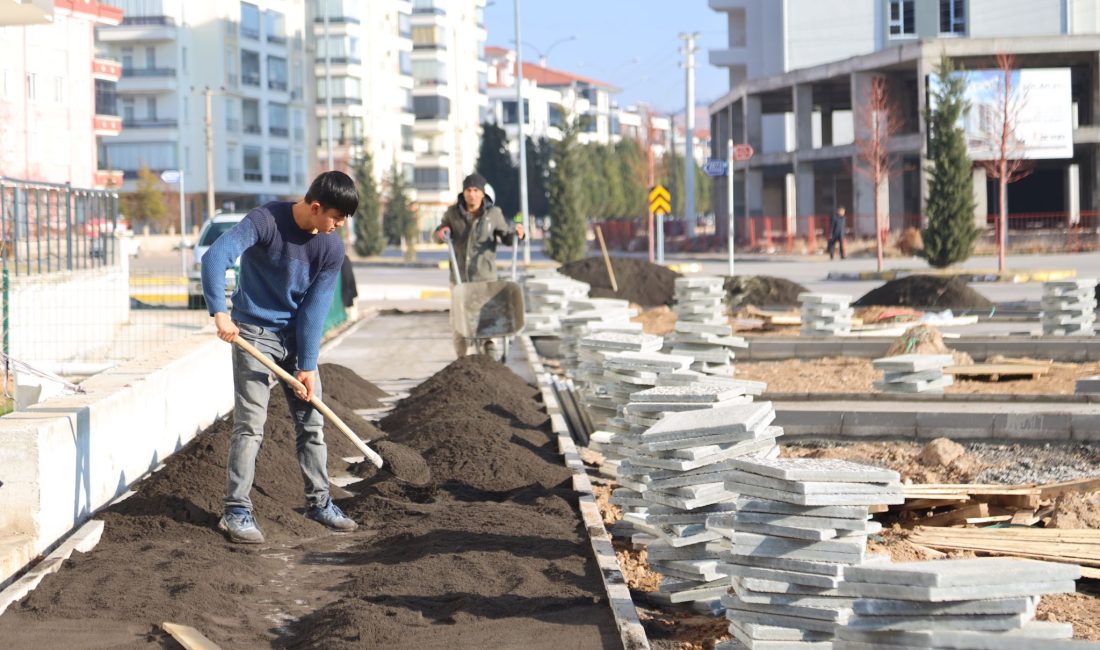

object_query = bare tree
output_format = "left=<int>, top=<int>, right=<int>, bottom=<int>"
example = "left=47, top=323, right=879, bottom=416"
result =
left=854, top=75, right=906, bottom=271
left=976, top=53, right=1032, bottom=273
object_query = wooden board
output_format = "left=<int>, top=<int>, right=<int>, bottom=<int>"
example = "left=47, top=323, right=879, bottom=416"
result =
left=1038, top=476, right=1100, bottom=499
left=910, top=527, right=1100, bottom=567
left=943, top=363, right=1049, bottom=380
left=162, top=623, right=221, bottom=650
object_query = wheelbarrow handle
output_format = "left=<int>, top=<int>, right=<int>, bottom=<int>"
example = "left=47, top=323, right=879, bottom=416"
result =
left=441, top=229, right=462, bottom=286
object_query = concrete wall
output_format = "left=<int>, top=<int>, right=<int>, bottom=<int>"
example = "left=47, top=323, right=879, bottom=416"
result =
left=0, top=333, right=233, bottom=587
left=786, top=0, right=878, bottom=71
left=969, top=0, right=1063, bottom=37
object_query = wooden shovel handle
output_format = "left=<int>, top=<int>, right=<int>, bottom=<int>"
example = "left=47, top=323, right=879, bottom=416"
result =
left=232, top=337, right=384, bottom=469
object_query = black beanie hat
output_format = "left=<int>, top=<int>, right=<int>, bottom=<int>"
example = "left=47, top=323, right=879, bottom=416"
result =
left=462, top=172, right=487, bottom=191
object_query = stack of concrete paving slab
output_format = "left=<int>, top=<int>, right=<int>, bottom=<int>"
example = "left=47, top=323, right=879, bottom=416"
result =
left=715, top=458, right=904, bottom=649
left=558, top=298, right=638, bottom=374
left=872, top=354, right=954, bottom=394
left=519, top=271, right=591, bottom=336
left=667, top=276, right=747, bottom=376
left=1076, top=375, right=1100, bottom=394
left=835, top=558, right=1094, bottom=650
left=574, top=332, right=664, bottom=429
left=1042, top=279, right=1097, bottom=336
left=610, top=401, right=783, bottom=613
left=799, top=293, right=854, bottom=337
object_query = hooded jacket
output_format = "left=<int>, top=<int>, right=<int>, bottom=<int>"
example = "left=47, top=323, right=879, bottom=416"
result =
left=436, top=193, right=517, bottom=283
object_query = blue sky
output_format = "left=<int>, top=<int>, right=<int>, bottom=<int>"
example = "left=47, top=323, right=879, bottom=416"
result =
left=483, top=0, right=728, bottom=114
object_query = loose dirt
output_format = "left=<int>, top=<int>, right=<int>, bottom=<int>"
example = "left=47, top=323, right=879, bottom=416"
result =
left=319, top=363, right=389, bottom=408
left=559, top=256, right=681, bottom=307
left=0, top=358, right=619, bottom=649
left=725, top=275, right=807, bottom=308
left=853, top=275, right=995, bottom=310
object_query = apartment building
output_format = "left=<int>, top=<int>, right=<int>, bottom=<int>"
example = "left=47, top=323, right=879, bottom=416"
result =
left=408, top=0, right=487, bottom=229
left=0, top=0, right=123, bottom=187
left=96, top=0, right=314, bottom=231
left=707, top=0, right=1100, bottom=238
left=310, top=0, right=415, bottom=187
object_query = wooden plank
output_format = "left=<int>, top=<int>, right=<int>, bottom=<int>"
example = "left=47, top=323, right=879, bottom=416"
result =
left=903, top=484, right=1041, bottom=496
left=943, top=363, right=1048, bottom=379
left=899, top=498, right=971, bottom=511
left=161, top=623, right=221, bottom=650
left=963, top=515, right=1013, bottom=525
left=1038, top=476, right=1100, bottom=499
left=912, top=503, right=988, bottom=527
left=1082, top=567, right=1100, bottom=580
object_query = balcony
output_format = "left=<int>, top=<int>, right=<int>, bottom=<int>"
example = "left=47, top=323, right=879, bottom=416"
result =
left=97, top=16, right=177, bottom=42
left=122, top=67, right=175, bottom=78
left=709, top=48, right=747, bottom=68
left=243, top=124, right=262, bottom=135
left=269, top=127, right=288, bottom=137
left=122, top=118, right=178, bottom=129
left=267, top=34, right=287, bottom=45
left=93, top=115, right=123, bottom=136
left=241, top=73, right=261, bottom=87
left=268, top=79, right=288, bottom=91
left=243, top=170, right=263, bottom=182
left=93, top=58, right=122, bottom=82
left=313, top=15, right=360, bottom=24
left=708, top=0, right=747, bottom=9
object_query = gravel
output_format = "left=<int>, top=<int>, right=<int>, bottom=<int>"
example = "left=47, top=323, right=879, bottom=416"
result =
left=970, top=442, right=1100, bottom=484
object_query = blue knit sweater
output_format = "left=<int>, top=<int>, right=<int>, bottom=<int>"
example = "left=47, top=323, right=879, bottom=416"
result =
left=201, top=202, right=344, bottom=371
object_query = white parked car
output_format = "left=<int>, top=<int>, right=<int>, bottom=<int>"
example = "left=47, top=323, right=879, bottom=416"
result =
left=187, top=212, right=246, bottom=309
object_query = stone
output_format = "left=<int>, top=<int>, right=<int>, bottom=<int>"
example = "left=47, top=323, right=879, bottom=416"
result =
left=872, top=354, right=954, bottom=372
left=724, top=479, right=904, bottom=506
left=842, top=558, right=1081, bottom=588
left=728, top=620, right=832, bottom=642
left=734, top=497, right=872, bottom=519
left=834, top=622, right=1075, bottom=649
left=853, top=595, right=1037, bottom=616
left=838, top=580, right=1078, bottom=602
left=733, top=511, right=877, bottom=532
left=720, top=565, right=843, bottom=589
left=641, top=401, right=776, bottom=438
left=630, top=384, right=750, bottom=403
left=916, top=438, right=967, bottom=467
left=845, top=612, right=1033, bottom=632
left=730, top=457, right=900, bottom=484
left=732, top=532, right=867, bottom=562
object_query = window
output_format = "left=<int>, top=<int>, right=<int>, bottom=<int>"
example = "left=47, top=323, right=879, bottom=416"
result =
left=121, top=47, right=133, bottom=71
left=401, top=124, right=414, bottom=151
left=95, top=79, right=117, bottom=115
left=243, top=146, right=263, bottom=181
left=105, top=141, right=177, bottom=173
left=265, top=10, right=286, bottom=43
left=225, top=48, right=237, bottom=86
left=412, top=25, right=444, bottom=48
left=401, top=88, right=414, bottom=112
left=413, top=95, right=450, bottom=120
left=267, top=56, right=287, bottom=90
left=502, top=99, right=529, bottom=125
left=336, top=116, right=362, bottom=145
left=316, top=0, right=359, bottom=23
left=414, top=166, right=449, bottom=190
left=399, top=51, right=412, bottom=76
left=316, top=76, right=360, bottom=102
left=26, top=72, right=36, bottom=100
left=939, top=0, right=965, bottom=35
left=888, top=0, right=915, bottom=38
left=145, top=46, right=156, bottom=69
left=268, top=102, right=288, bottom=136
left=146, top=97, right=157, bottom=120
left=398, top=12, right=411, bottom=37
left=240, top=2, right=260, bottom=39
left=242, top=98, right=261, bottom=133
left=122, top=98, right=135, bottom=123
left=269, top=149, right=289, bottom=183
left=226, top=99, right=239, bottom=132
left=549, top=104, right=564, bottom=128
left=412, top=60, right=446, bottom=86
left=293, top=109, right=304, bottom=141
left=241, top=50, right=260, bottom=86
left=318, top=36, right=360, bottom=63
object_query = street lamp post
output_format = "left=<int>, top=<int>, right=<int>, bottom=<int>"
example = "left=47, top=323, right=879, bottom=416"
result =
left=514, top=0, right=530, bottom=264
left=518, top=35, right=576, bottom=68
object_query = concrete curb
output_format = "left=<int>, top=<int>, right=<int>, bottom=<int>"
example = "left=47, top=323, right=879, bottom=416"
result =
left=353, top=258, right=559, bottom=271
left=764, top=391, right=1099, bottom=404
left=520, top=335, right=650, bottom=650
left=0, top=520, right=103, bottom=614
left=825, top=268, right=1077, bottom=283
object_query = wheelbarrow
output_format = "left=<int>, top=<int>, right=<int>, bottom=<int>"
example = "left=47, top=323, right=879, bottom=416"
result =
left=442, top=230, right=525, bottom=361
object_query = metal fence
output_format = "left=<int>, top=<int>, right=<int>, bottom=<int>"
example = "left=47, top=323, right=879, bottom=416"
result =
left=0, top=177, right=119, bottom=276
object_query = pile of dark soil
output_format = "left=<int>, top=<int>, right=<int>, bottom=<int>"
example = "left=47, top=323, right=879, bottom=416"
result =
left=725, top=275, right=807, bottom=307
left=319, top=363, right=388, bottom=408
left=559, top=256, right=681, bottom=307
left=854, top=275, right=995, bottom=310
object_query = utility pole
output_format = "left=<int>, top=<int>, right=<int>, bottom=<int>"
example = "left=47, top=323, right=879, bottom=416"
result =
left=323, top=3, right=334, bottom=169
left=514, top=0, right=531, bottom=264
left=204, top=88, right=214, bottom=221
left=645, top=107, right=656, bottom=264
left=680, top=32, right=699, bottom=239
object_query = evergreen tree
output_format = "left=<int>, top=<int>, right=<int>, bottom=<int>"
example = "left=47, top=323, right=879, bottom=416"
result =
left=546, top=121, right=587, bottom=263
left=351, top=148, right=384, bottom=257
left=474, top=121, right=518, bottom=217
left=615, top=139, right=647, bottom=218
left=525, top=136, right=551, bottom=217
left=597, top=144, right=626, bottom=217
left=384, top=164, right=417, bottom=260
left=130, top=165, right=168, bottom=232
left=921, top=54, right=978, bottom=268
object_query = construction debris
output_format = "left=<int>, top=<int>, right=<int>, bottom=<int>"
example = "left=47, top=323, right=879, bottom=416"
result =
left=1042, top=279, right=1097, bottom=337
left=873, top=354, right=954, bottom=394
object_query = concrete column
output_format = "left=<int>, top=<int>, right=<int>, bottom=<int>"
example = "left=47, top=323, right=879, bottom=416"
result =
left=792, top=84, right=815, bottom=235
left=784, top=173, right=797, bottom=238
left=1067, top=163, right=1081, bottom=224
left=743, top=95, right=764, bottom=218
left=972, top=166, right=988, bottom=231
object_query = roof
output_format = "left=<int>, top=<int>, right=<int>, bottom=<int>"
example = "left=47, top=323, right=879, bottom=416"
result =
left=520, top=61, right=618, bottom=92
left=484, top=45, right=510, bottom=56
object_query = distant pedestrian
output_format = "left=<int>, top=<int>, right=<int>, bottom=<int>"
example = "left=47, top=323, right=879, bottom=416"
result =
left=828, top=206, right=847, bottom=260
left=202, top=171, right=359, bottom=544
left=435, top=172, right=524, bottom=359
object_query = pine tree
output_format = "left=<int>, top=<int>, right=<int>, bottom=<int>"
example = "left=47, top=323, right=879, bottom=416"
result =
left=921, top=54, right=978, bottom=268
left=615, top=139, right=647, bottom=218
left=384, top=164, right=417, bottom=260
left=525, top=136, right=551, bottom=217
left=474, top=121, right=518, bottom=217
left=351, top=148, right=384, bottom=257
left=546, top=121, right=587, bottom=263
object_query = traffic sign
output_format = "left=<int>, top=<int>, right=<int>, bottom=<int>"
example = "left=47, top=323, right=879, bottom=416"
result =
left=732, top=144, right=755, bottom=161
left=702, top=159, right=728, bottom=177
left=648, top=185, right=671, bottom=216
left=160, top=170, right=181, bottom=184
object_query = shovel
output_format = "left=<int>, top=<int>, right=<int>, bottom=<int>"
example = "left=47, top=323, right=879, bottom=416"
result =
left=233, top=337, right=384, bottom=469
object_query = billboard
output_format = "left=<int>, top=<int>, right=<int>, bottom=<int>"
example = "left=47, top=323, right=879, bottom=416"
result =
left=929, top=67, right=1073, bottom=160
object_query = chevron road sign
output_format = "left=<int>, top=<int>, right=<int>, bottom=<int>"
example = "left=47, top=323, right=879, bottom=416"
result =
left=648, top=184, right=671, bottom=216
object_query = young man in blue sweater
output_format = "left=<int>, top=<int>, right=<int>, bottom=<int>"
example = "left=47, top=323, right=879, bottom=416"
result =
left=202, top=171, right=358, bottom=544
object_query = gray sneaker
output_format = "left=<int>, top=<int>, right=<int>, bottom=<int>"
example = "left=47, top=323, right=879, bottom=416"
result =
left=306, top=500, right=357, bottom=531
left=218, top=507, right=265, bottom=544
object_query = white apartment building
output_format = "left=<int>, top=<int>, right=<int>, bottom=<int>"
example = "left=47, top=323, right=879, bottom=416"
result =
left=310, top=0, right=415, bottom=188
left=97, top=0, right=315, bottom=231
left=0, top=0, right=122, bottom=187
left=408, top=0, right=487, bottom=229
left=708, top=0, right=1100, bottom=238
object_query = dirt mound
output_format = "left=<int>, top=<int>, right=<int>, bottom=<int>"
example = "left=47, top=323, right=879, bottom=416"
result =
left=885, top=324, right=974, bottom=366
left=351, top=439, right=432, bottom=486
left=558, top=256, right=680, bottom=307
left=854, top=275, right=994, bottom=310
left=725, top=275, right=807, bottom=307
left=319, top=363, right=389, bottom=408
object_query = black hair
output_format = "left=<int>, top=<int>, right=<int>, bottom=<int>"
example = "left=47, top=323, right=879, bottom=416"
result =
left=304, top=171, right=358, bottom=217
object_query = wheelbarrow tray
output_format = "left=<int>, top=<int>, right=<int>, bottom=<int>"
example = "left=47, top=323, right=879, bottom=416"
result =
left=450, top=280, right=526, bottom=339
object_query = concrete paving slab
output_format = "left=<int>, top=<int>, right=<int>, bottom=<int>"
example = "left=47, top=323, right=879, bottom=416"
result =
left=728, top=620, right=832, bottom=642
left=630, top=384, right=750, bottom=402
left=846, top=611, right=1033, bottom=632
left=835, top=621, right=1076, bottom=649
left=853, top=596, right=1037, bottom=616
left=730, top=458, right=900, bottom=484
left=641, top=402, right=776, bottom=438
left=724, top=479, right=904, bottom=506
left=732, top=511, right=876, bottom=531
left=872, top=355, right=954, bottom=372
left=838, top=580, right=1077, bottom=602
left=733, top=497, right=872, bottom=519
left=733, top=521, right=839, bottom=541
left=725, top=470, right=898, bottom=496
left=724, top=553, right=849, bottom=576
left=719, top=565, right=842, bottom=589
left=843, top=558, right=1081, bottom=588
left=732, top=532, right=867, bottom=558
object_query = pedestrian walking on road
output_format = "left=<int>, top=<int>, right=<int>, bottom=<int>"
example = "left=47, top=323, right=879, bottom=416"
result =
left=202, top=171, right=359, bottom=544
left=435, top=172, right=525, bottom=359
left=828, top=205, right=847, bottom=260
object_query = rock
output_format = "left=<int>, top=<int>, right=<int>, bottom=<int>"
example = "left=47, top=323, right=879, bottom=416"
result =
left=917, top=438, right=966, bottom=468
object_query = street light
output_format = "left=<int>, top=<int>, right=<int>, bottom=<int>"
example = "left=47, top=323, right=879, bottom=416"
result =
left=513, top=34, right=576, bottom=68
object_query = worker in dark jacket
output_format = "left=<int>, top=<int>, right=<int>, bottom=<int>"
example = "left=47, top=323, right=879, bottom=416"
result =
left=435, top=172, right=524, bottom=358
left=827, top=205, right=847, bottom=260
